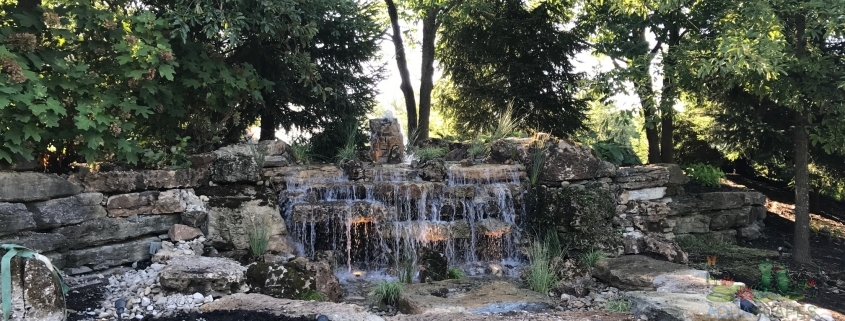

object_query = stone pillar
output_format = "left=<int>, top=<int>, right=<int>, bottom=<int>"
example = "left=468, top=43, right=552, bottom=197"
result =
left=369, top=118, right=404, bottom=164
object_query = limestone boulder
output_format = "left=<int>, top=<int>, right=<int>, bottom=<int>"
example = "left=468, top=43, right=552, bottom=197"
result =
left=613, top=165, right=670, bottom=190
left=67, top=168, right=207, bottom=193
left=0, top=172, right=82, bottom=202
left=106, top=189, right=188, bottom=217
left=369, top=118, right=404, bottom=164
left=159, top=256, right=249, bottom=296
left=738, top=221, right=763, bottom=240
left=53, top=215, right=178, bottom=249
left=28, top=193, right=107, bottom=229
left=626, top=187, right=667, bottom=201
left=416, top=159, right=447, bottom=182
left=419, top=247, right=447, bottom=282
left=0, top=252, right=66, bottom=321
left=656, top=163, right=690, bottom=186
left=199, top=293, right=383, bottom=321
left=667, top=215, right=711, bottom=234
left=199, top=185, right=292, bottom=253
left=0, top=203, right=36, bottom=236
left=622, top=232, right=688, bottom=264
left=64, top=236, right=158, bottom=270
left=168, top=224, right=204, bottom=241
left=0, top=232, right=69, bottom=253
left=708, top=206, right=752, bottom=230
left=245, top=252, right=341, bottom=301
left=593, top=255, right=690, bottom=290
left=489, top=137, right=616, bottom=181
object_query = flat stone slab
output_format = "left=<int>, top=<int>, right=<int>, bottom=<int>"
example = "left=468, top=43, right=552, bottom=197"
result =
left=396, top=279, right=551, bottom=315
left=159, top=256, right=248, bottom=297
left=629, top=291, right=756, bottom=321
left=593, top=255, right=692, bottom=290
left=200, top=293, right=383, bottom=321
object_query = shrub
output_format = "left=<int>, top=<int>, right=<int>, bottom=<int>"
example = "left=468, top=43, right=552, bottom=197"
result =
left=683, top=163, right=726, bottom=187
left=579, top=249, right=605, bottom=269
left=447, top=267, right=465, bottom=279
left=416, top=147, right=447, bottom=162
left=369, top=281, right=402, bottom=306
left=468, top=140, right=487, bottom=159
left=335, top=121, right=359, bottom=163
left=335, top=145, right=357, bottom=163
left=590, top=140, right=641, bottom=166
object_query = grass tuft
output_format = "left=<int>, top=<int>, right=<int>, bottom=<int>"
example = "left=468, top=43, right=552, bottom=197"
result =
left=604, top=296, right=631, bottom=312
left=579, top=249, right=605, bottom=269
left=527, top=238, right=558, bottom=294
left=369, top=281, right=402, bottom=306
left=299, top=290, right=325, bottom=301
left=290, top=140, right=311, bottom=165
left=490, top=103, right=520, bottom=142
left=468, top=139, right=487, bottom=160
left=447, top=267, right=465, bottom=279
left=416, top=147, right=447, bottom=162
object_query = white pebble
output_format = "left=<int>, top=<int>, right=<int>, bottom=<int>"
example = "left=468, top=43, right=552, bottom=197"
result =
left=192, top=293, right=204, bottom=300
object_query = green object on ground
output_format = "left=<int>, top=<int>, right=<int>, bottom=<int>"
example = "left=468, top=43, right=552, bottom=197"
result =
left=712, top=285, right=741, bottom=294
left=759, top=261, right=773, bottom=289
left=706, top=293, right=735, bottom=302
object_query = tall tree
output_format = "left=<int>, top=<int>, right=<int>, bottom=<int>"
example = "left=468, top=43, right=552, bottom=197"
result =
left=437, top=0, right=587, bottom=138
left=684, top=0, right=845, bottom=263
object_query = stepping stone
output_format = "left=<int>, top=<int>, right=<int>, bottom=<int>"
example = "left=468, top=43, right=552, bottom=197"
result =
left=594, top=255, right=695, bottom=290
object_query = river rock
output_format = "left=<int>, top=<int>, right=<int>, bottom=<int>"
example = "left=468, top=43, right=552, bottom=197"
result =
left=159, top=256, right=248, bottom=296
left=0, top=172, right=82, bottom=202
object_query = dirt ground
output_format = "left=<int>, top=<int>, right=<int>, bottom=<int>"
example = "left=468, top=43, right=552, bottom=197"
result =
left=682, top=174, right=845, bottom=319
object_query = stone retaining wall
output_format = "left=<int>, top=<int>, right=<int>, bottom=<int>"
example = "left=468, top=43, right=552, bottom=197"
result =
left=0, top=137, right=769, bottom=274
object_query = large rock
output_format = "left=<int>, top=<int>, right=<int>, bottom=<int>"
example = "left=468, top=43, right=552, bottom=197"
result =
left=53, top=214, right=179, bottom=249
left=0, top=252, right=66, bottom=321
left=200, top=293, right=383, bottom=321
left=667, top=215, right=711, bottom=234
left=64, top=236, right=159, bottom=270
left=613, top=165, right=670, bottom=190
left=199, top=185, right=292, bottom=253
left=159, top=256, right=248, bottom=296
left=246, top=253, right=341, bottom=302
left=0, top=232, right=69, bottom=253
left=106, top=189, right=188, bottom=217
left=369, top=118, right=404, bottom=164
left=168, top=224, right=204, bottom=241
left=489, top=137, right=616, bottom=181
left=0, top=203, right=36, bottom=236
left=416, top=159, right=447, bottom=182
left=626, top=187, right=667, bottom=201
left=656, top=163, right=689, bottom=185
left=67, top=168, right=208, bottom=193
left=593, top=255, right=691, bottom=290
left=0, top=172, right=82, bottom=202
left=708, top=206, right=752, bottom=230
left=27, top=193, right=107, bottom=229
left=628, top=291, right=751, bottom=321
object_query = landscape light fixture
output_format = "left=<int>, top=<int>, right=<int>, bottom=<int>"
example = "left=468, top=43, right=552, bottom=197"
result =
left=115, top=299, right=126, bottom=321
left=316, top=314, right=330, bottom=321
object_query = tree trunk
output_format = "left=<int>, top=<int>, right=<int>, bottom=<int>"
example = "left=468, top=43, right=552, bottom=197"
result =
left=634, top=76, right=661, bottom=164
left=417, top=8, right=438, bottom=143
left=260, top=109, right=277, bottom=141
left=793, top=109, right=811, bottom=264
left=659, top=26, right=680, bottom=164
left=792, top=13, right=811, bottom=264
left=385, top=0, right=417, bottom=140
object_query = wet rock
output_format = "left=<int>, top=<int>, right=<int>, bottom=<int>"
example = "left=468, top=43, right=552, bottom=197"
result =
left=159, top=256, right=248, bottom=296
left=28, top=193, right=107, bottom=228
left=0, top=172, right=82, bottom=202
left=168, top=224, right=204, bottom=241
left=246, top=252, right=341, bottom=302
left=0, top=250, right=66, bottom=321
left=369, top=118, right=404, bottom=164
left=54, top=215, right=178, bottom=249
left=0, top=203, right=36, bottom=236
left=420, top=247, right=448, bottom=282
left=67, top=169, right=208, bottom=193
left=200, top=185, right=292, bottom=254
left=417, top=159, right=447, bottom=182
left=340, top=160, right=365, bottom=180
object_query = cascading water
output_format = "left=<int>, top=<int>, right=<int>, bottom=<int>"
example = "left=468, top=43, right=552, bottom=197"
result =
left=279, top=162, right=525, bottom=276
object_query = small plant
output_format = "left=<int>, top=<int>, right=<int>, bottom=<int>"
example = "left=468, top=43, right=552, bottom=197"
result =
left=299, top=290, right=325, bottom=301
left=528, top=134, right=549, bottom=185
left=527, top=239, right=557, bottom=294
left=758, top=261, right=773, bottom=291
left=290, top=140, right=311, bottom=165
left=579, top=249, right=605, bottom=269
left=490, top=103, right=520, bottom=142
left=335, top=144, right=357, bottom=163
left=369, top=281, right=402, bottom=306
left=590, top=140, right=640, bottom=166
left=683, top=163, right=726, bottom=187
left=2, top=244, right=69, bottom=321
left=773, top=265, right=790, bottom=293
left=336, top=121, right=359, bottom=163
left=246, top=214, right=269, bottom=259
left=467, top=140, right=487, bottom=160
left=396, top=249, right=415, bottom=284
left=447, top=267, right=465, bottom=279
left=604, top=296, right=631, bottom=312
left=249, top=143, right=268, bottom=168
left=416, top=147, right=447, bottom=162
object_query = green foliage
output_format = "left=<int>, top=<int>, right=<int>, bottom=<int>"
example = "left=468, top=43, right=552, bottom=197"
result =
left=590, top=140, right=641, bottom=166
left=290, top=140, right=312, bottom=165
left=247, top=221, right=269, bottom=259
left=604, top=296, right=631, bottom=312
left=774, top=265, right=790, bottom=294
left=369, top=281, right=402, bottom=306
left=249, top=143, right=268, bottom=169
left=673, top=115, right=724, bottom=167
left=758, top=261, right=774, bottom=290
left=415, top=147, right=447, bottom=162
left=142, top=136, right=193, bottom=169
left=528, top=135, right=550, bottom=185
left=526, top=238, right=558, bottom=294
left=447, top=267, right=465, bottom=279
left=683, top=163, right=726, bottom=187
left=335, top=121, right=360, bottom=163
left=467, top=140, right=487, bottom=160
left=579, top=249, right=606, bottom=269
left=1, top=244, right=68, bottom=321
left=298, top=290, right=325, bottom=302
left=528, top=185, right=620, bottom=251
left=437, top=0, right=587, bottom=138
left=489, top=104, right=520, bottom=142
